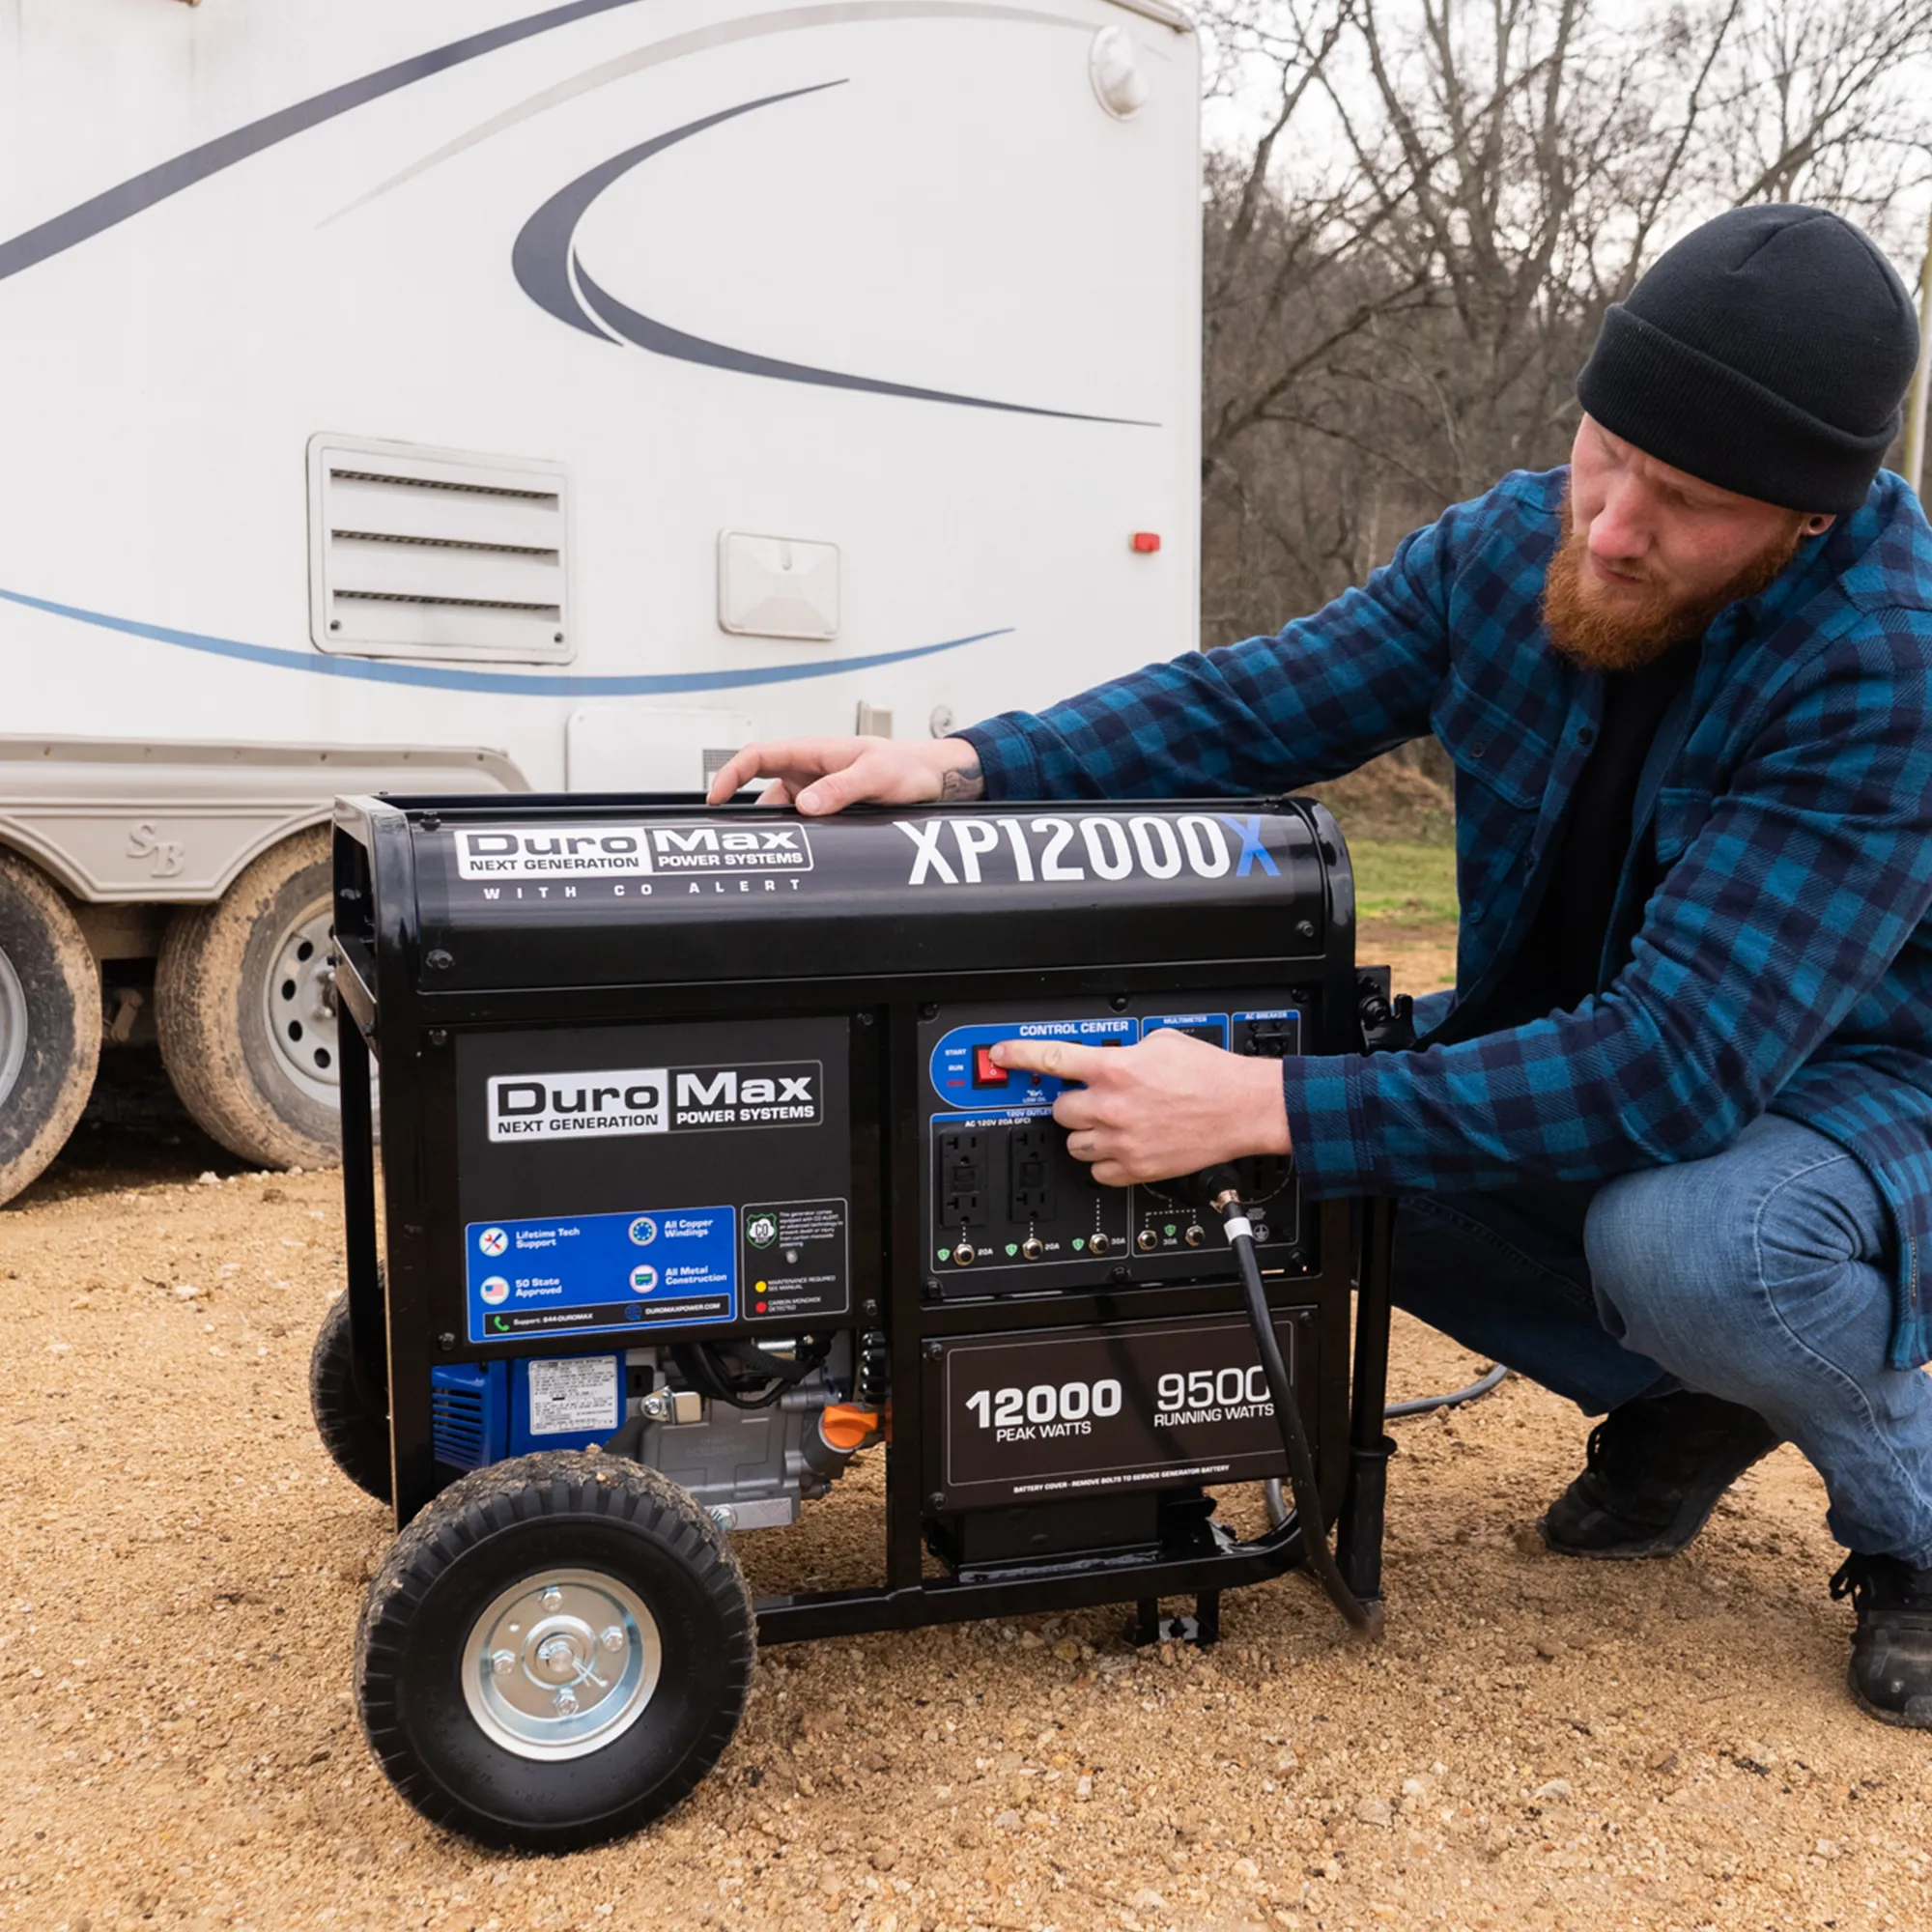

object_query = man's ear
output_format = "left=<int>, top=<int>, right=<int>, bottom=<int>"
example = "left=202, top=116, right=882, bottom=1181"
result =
left=1802, top=513, right=1835, bottom=537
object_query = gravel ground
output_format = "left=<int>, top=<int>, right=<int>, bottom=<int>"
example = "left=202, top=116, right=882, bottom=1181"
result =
left=4, top=1038, right=1929, bottom=1932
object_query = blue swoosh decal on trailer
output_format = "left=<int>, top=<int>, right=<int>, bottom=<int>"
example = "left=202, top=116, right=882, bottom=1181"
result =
left=2, top=10, right=1160, bottom=427
left=509, top=89, right=837, bottom=342
left=0, top=587, right=1005, bottom=696
left=513, top=87, right=1156, bottom=425
left=0, top=0, right=656, bottom=285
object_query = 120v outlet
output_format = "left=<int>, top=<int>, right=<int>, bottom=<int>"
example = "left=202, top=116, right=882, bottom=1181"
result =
left=1009, top=1123, right=1055, bottom=1222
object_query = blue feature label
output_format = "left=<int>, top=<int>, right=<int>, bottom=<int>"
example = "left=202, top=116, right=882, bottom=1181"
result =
left=928, top=1015, right=1137, bottom=1110
left=467, top=1206, right=736, bottom=1342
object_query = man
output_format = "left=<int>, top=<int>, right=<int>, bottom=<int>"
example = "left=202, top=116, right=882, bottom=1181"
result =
left=708, top=206, right=1932, bottom=1726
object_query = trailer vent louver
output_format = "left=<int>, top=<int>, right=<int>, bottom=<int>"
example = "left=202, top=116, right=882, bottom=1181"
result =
left=308, top=437, right=572, bottom=664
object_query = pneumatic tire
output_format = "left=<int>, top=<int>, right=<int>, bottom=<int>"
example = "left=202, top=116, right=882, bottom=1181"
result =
left=309, top=1291, right=391, bottom=1503
left=156, top=826, right=341, bottom=1169
left=0, top=848, right=101, bottom=1206
left=355, top=1453, right=754, bottom=1850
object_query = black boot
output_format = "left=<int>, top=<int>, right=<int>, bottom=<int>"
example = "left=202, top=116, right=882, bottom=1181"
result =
left=1539, top=1390, right=1780, bottom=1559
left=1832, top=1553, right=1932, bottom=1729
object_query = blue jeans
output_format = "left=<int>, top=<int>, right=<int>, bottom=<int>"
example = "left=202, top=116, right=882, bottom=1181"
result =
left=1392, top=1114, right=1932, bottom=1567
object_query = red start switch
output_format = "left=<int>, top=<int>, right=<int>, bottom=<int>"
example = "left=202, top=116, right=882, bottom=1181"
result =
left=1130, top=531, right=1161, bottom=554
left=972, top=1045, right=1009, bottom=1088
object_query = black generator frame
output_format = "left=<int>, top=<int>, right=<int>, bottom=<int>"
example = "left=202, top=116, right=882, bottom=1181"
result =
left=330, top=795, right=1398, bottom=1647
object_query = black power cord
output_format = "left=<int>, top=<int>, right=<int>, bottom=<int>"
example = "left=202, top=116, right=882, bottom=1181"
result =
left=1264, top=1363, right=1507, bottom=1533
left=1203, top=1168, right=1382, bottom=1640
left=1385, top=1362, right=1509, bottom=1419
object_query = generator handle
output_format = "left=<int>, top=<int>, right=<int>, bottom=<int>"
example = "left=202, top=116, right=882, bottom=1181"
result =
left=333, top=818, right=386, bottom=1421
left=1350, top=1194, right=1397, bottom=1454
left=339, top=1007, right=386, bottom=1417
left=1335, top=1192, right=1399, bottom=1606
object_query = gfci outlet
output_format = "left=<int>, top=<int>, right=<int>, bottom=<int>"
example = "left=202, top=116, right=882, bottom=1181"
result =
left=939, top=1129, right=985, bottom=1225
left=1009, top=1123, right=1055, bottom=1222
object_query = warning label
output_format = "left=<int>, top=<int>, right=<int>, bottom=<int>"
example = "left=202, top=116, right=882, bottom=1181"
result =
left=742, top=1198, right=849, bottom=1321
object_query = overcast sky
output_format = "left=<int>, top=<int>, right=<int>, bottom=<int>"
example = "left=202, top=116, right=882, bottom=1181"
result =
left=1193, top=5, right=1932, bottom=291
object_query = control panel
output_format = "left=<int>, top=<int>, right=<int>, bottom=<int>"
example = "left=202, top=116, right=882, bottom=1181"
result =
left=919, top=996, right=1305, bottom=1297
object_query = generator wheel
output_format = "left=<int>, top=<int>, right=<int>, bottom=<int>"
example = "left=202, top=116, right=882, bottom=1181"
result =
left=156, top=826, right=342, bottom=1169
left=0, top=848, right=101, bottom=1207
left=355, top=1453, right=754, bottom=1850
left=309, top=1292, right=391, bottom=1503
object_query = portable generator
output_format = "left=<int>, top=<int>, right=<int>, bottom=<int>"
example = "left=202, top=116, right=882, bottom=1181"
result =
left=320, top=794, right=1405, bottom=1850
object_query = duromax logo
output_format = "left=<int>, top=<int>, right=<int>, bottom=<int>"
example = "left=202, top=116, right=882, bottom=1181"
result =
left=670, top=1063, right=822, bottom=1130
left=485, top=1062, right=823, bottom=1142
left=487, top=1067, right=667, bottom=1142
left=455, top=822, right=812, bottom=880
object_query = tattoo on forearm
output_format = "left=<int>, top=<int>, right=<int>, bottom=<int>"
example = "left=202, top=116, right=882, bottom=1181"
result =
left=938, top=758, right=985, bottom=802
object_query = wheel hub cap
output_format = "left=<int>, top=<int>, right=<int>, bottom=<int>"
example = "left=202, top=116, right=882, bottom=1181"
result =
left=462, top=1570, right=661, bottom=1760
left=0, top=945, right=26, bottom=1113
left=264, top=899, right=341, bottom=1104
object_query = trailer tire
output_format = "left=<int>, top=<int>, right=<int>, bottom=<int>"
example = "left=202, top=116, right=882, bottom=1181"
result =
left=310, top=1292, right=391, bottom=1503
left=156, top=826, right=342, bottom=1169
left=356, top=1453, right=754, bottom=1851
left=0, top=849, right=101, bottom=1207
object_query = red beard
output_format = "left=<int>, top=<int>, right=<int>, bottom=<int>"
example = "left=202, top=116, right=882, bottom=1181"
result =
left=1543, top=499, right=1804, bottom=672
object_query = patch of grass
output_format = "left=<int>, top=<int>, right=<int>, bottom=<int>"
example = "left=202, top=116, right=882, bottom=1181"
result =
left=1351, top=840, right=1460, bottom=927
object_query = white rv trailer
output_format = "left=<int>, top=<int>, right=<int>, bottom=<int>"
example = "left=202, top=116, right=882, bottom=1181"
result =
left=0, top=0, right=1202, bottom=1200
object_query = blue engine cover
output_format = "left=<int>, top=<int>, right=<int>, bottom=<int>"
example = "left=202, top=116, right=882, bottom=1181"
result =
left=430, top=1360, right=508, bottom=1469
left=432, top=1354, right=627, bottom=1466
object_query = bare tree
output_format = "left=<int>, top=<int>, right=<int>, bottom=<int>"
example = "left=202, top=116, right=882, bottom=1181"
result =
left=1200, top=0, right=1932, bottom=649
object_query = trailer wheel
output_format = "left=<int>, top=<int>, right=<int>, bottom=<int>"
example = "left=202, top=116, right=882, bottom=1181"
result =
left=156, top=826, right=343, bottom=1169
left=0, top=849, right=101, bottom=1207
left=310, top=1292, right=391, bottom=1503
left=356, top=1453, right=753, bottom=1850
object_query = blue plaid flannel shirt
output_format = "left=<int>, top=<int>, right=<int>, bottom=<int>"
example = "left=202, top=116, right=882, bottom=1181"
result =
left=959, top=467, right=1932, bottom=1368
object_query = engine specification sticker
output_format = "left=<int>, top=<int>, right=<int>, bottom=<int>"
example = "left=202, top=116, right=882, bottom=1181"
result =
left=526, top=1356, right=621, bottom=1435
left=467, top=1207, right=736, bottom=1342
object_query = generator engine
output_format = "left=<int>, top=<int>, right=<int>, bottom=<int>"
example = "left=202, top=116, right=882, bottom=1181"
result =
left=323, top=794, right=1400, bottom=1852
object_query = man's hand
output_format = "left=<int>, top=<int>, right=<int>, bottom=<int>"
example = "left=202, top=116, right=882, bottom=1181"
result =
left=705, top=735, right=985, bottom=814
left=991, top=1029, right=1292, bottom=1188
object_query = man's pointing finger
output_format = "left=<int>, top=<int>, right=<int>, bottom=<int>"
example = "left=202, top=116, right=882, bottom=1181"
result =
left=989, top=1037, right=1110, bottom=1083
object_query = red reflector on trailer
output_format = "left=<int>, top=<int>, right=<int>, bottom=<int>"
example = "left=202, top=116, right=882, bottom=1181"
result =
left=1130, top=531, right=1161, bottom=553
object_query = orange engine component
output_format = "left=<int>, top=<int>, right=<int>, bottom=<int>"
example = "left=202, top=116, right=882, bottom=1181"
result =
left=818, top=1404, right=882, bottom=1452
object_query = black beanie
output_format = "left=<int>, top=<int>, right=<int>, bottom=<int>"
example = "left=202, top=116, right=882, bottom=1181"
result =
left=1576, top=204, right=1920, bottom=515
